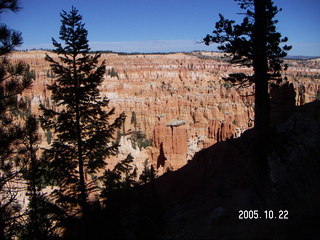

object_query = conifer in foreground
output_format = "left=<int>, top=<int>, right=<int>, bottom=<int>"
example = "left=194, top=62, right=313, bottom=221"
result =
left=204, top=0, right=291, bottom=203
left=41, top=7, right=125, bottom=216
left=0, top=1, right=34, bottom=238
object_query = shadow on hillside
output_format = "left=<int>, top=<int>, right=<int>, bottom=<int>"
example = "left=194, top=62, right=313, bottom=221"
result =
left=64, top=100, right=320, bottom=240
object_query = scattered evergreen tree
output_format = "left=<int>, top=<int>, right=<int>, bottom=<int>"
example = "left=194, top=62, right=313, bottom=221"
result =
left=139, top=159, right=157, bottom=184
left=130, top=130, right=153, bottom=150
left=21, top=116, right=61, bottom=240
left=46, top=69, right=55, bottom=78
left=45, top=129, right=53, bottom=145
left=0, top=1, right=34, bottom=238
left=40, top=7, right=125, bottom=216
left=91, top=154, right=163, bottom=239
left=131, top=111, right=137, bottom=131
left=101, top=154, right=137, bottom=204
left=107, top=67, right=119, bottom=79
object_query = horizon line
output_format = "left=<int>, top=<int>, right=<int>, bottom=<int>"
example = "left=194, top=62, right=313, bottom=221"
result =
left=17, top=39, right=320, bottom=58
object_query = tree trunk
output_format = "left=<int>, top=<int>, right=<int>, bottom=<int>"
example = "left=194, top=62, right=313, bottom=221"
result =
left=29, top=128, right=40, bottom=239
left=254, top=0, right=269, bottom=135
left=253, top=0, right=271, bottom=204
left=73, top=56, right=87, bottom=214
left=0, top=209, right=5, bottom=240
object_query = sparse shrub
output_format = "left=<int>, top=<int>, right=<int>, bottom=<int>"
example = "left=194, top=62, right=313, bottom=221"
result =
left=232, top=119, right=238, bottom=126
left=130, top=131, right=153, bottom=150
left=222, top=81, right=233, bottom=89
left=107, top=67, right=119, bottom=78
left=45, top=130, right=52, bottom=145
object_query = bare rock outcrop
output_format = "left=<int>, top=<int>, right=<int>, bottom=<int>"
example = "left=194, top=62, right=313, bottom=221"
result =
left=152, top=117, right=188, bottom=173
left=270, top=81, right=296, bottom=126
left=10, top=51, right=320, bottom=174
left=206, top=119, right=237, bottom=145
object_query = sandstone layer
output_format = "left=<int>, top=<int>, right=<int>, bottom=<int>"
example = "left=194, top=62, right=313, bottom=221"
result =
left=9, top=51, right=320, bottom=173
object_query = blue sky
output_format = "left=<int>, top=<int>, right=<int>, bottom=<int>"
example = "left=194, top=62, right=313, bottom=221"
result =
left=1, top=0, right=320, bottom=55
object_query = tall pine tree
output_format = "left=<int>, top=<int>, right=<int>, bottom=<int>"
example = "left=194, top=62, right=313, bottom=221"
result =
left=204, top=0, right=291, bottom=204
left=204, top=0, right=291, bottom=134
left=0, top=1, right=34, bottom=238
left=41, top=7, right=125, bottom=216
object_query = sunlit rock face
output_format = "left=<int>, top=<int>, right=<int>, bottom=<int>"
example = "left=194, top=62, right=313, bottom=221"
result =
left=10, top=51, right=320, bottom=173
left=152, top=117, right=188, bottom=173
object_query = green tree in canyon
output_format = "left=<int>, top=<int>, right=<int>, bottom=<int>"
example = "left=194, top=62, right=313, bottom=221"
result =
left=41, top=7, right=125, bottom=217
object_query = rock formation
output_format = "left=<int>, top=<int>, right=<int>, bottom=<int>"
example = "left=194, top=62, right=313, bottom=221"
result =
left=10, top=51, right=320, bottom=173
left=270, top=81, right=296, bottom=126
left=152, top=117, right=188, bottom=173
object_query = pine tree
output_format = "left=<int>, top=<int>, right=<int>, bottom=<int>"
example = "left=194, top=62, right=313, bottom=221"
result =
left=0, top=0, right=21, bottom=55
left=41, top=7, right=125, bottom=216
left=204, top=0, right=291, bottom=203
left=204, top=0, right=291, bottom=134
left=21, top=116, right=61, bottom=240
left=131, top=111, right=137, bottom=131
left=139, top=159, right=157, bottom=184
left=0, top=1, right=34, bottom=238
left=101, top=154, right=137, bottom=205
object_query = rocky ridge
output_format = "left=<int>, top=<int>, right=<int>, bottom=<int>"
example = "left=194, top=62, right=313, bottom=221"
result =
left=9, top=50, right=320, bottom=174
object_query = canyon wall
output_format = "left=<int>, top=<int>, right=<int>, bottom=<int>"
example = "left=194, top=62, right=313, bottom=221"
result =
left=9, top=51, right=320, bottom=173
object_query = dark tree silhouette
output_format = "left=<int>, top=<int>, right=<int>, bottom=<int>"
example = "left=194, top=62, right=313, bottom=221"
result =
left=139, top=159, right=157, bottom=184
left=0, top=0, right=21, bottom=55
left=204, top=0, right=291, bottom=203
left=41, top=7, right=125, bottom=216
left=131, top=111, right=137, bottom=131
left=0, top=1, right=34, bottom=238
left=204, top=0, right=291, bottom=135
left=99, top=154, right=164, bottom=240
left=21, top=116, right=61, bottom=240
left=101, top=154, right=137, bottom=204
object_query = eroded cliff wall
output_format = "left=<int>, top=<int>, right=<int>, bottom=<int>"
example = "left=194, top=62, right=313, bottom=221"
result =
left=9, top=51, right=320, bottom=173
